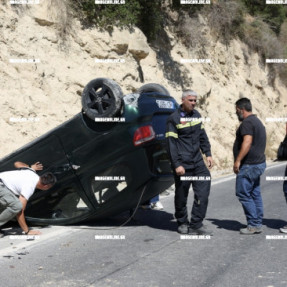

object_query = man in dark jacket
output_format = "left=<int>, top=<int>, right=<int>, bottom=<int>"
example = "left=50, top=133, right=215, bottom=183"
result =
left=166, top=90, right=213, bottom=235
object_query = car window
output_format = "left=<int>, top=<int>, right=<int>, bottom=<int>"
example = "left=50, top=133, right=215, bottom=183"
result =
left=26, top=184, right=91, bottom=220
left=91, top=164, right=132, bottom=205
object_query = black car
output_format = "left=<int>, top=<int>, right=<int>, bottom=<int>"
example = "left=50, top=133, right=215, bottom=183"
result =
left=0, top=78, right=178, bottom=225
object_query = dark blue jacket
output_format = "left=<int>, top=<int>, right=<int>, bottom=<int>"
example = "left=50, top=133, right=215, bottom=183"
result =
left=165, top=106, right=212, bottom=169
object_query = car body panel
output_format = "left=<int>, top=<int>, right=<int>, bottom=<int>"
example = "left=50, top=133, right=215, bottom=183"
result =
left=0, top=91, right=178, bottom=225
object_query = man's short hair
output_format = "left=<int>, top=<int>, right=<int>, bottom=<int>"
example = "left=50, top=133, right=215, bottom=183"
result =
left=235, top=98, right=252, bottom=112
left=40, top=172, right=57, bottom=186
left=182, top=90, right=198, bottom=99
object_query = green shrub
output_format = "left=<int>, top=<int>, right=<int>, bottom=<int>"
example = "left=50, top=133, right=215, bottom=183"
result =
left=72, top=0, right=141, bottom=28
left=278, top=20, right=287, bottom=84
left=136, top=0, right=165, bottom=42
left=170, top=0, right=204, bottom=16
left=72, top=0, right=165, bottom=41
left=240, top=18, right=287, bottom=86
left=242, top=0, right=287, bottom=34
left=240, top=19, right=268, bottom=53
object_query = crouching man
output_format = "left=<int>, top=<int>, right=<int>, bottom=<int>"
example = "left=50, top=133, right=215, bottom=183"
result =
left=0, top=161, right=56, bottom=237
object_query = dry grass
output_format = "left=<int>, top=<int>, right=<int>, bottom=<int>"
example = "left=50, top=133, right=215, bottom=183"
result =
left=207, top=1, right=245, bottom=46
left=47, top=0, right=74, bottom=50
left=241, top=18, right=287, bottom=87
left=177, top=14, right=208, bottom=58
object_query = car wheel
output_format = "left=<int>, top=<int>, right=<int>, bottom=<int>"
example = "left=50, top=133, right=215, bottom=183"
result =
left=137, top=83, right=170, bottom=97
left=82, top=78, right=123, bottom=120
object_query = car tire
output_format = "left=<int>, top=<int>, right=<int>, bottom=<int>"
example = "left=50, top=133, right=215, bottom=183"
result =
left=137, top=83, right=170, bottom=97
left=82, top=78, right=123, bottom=120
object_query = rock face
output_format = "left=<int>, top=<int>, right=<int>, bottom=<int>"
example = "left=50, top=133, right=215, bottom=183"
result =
left=0, top=3, right=286, bottom=172
left=128, top=30, right=150, bottom=61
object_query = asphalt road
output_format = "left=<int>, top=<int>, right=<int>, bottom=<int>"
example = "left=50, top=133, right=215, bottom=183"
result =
left=0, top=162, right=287, bottom=287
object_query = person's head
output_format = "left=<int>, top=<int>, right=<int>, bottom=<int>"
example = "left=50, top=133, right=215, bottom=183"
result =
left=36, top=172, right=57, bottom=190
left=181, top=90, right=198, bottom=113
left=235, top=97, right=252, bottom=121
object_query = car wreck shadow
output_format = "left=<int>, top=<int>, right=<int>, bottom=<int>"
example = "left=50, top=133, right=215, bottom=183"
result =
left=1, top=209, right=176, bottom=233
left=133, top=209, right=177, bottom=232
left=70, top=209, right=177, bottom=232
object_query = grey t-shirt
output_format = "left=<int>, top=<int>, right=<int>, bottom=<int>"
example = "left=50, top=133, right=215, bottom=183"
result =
left=233, top=114, right=266, bottom=165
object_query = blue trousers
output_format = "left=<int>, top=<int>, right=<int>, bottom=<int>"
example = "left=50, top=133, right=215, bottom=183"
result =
left=236, top=162, right=266, bottom=227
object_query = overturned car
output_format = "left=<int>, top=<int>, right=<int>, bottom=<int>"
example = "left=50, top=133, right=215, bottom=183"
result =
left=0, top=78, right=178, bottom=225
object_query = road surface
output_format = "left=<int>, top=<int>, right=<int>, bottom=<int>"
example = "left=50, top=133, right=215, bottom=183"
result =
left=0, top=162, right=287, bottom=287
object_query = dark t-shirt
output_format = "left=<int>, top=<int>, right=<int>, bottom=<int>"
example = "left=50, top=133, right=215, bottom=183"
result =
left=233, top=114, right=266, bottom=164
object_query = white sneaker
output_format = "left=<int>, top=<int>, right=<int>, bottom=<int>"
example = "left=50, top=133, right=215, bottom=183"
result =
left=279, top=225, right=287, bottom=233
left=150, top=201, right=164, bottom=210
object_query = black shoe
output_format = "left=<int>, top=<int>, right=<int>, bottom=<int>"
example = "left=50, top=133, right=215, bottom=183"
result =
left=0, top=230, right=4, bottom=238
left=177, top=223, right=189, bottom=234
left=189, top=225, right=213, bottom=236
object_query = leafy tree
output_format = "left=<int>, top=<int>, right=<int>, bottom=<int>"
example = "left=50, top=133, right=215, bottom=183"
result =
left=136, top=0, right=165, bottom=41
left=242, top=0, right=287, bottom=34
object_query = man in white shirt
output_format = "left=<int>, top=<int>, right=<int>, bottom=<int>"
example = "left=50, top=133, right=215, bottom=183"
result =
left=0, top=161, right=56, bottom=237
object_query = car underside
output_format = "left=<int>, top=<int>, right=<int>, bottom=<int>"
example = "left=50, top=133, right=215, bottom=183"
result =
left=0, top=79, right=178, bottom=225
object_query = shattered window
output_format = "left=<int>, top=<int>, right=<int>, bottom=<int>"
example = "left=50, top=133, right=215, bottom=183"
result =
left=91, top=165, right=132, bottom=205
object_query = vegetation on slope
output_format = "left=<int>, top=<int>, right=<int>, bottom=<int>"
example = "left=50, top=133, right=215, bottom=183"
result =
left=71, top=0, right=287, bottom=85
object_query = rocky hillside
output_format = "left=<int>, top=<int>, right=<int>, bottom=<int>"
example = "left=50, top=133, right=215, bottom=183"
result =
left=0, top=1, right=286, bottom=173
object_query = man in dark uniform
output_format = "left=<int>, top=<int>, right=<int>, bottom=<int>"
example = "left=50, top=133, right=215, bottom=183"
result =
left=233, top=98, right=266, bottom=235
left=166, top=90, right=213, bottom=235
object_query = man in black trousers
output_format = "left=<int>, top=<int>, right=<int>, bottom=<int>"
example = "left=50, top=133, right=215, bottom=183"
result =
left=166, top=90, right=213, bottom=235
